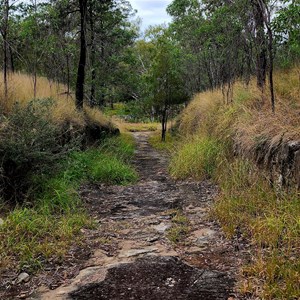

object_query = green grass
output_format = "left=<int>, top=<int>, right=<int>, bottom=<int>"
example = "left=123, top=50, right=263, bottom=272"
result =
left=148, top=132, right=177, bottom=152
left=169, top=131, right=300, bottom=299
left=168, top=67, right=300, bottom=299
left=166, top=210, right=190, bottom=244
left=103, top=103, right=127, bottom=117
left=0, top=208, right=88, bottom=272
left=169, top=136, right=225, bottom=180
left=35, top=134, right=137, bottom=212
left=0, top=134, right=137, bottom=272
left=170, top=138, right=300, bottom=299
left=212, top=158, right=300, bottom=299
left=103, top=101, right=156, bottom=123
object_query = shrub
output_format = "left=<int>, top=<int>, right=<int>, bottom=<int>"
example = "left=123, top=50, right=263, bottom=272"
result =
left=0, top=99, right=79, bottom=203
left=0, top=134, right=137, bottom=271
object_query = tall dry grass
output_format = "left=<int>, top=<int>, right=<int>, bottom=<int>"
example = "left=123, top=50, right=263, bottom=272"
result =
left=170, top=67, right=300, bottom=299
left=179, top=67, right=300, bottom=144
left=0, top=72, right=111, bottom=128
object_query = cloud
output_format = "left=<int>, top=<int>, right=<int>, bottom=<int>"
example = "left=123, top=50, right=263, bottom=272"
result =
left=130, top=0, right=172, bottom=30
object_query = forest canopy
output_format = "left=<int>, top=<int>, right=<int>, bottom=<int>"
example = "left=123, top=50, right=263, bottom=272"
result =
left=0, top=0, right=299, bottom=129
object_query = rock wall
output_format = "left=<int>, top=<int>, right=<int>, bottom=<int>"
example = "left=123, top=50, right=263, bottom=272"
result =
left=271, top=140, right=300, bottom=189
left=235, top=137, right=300, bottom=190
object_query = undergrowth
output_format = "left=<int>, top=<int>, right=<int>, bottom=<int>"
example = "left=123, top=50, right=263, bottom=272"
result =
left=0, top=72, right=113, bottom=130
left=148, top=132, right=177, bottom=152
left=169, top=136, right=224, bottom=180
left=171, top=139, right=300, bottom=300
left=213, top=158, right=300, bottom=299
left=170, top=67, right=300, bottom=299
left=0, top=134, right=137, bottom=272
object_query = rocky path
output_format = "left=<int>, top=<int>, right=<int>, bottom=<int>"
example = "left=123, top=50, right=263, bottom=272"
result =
left=35, top=132, right=243, bottom=300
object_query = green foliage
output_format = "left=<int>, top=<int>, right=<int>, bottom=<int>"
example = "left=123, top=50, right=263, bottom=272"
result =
left=6, top=0, right=138, bottom=104
left=34, top=134, right=137, bottom=212
left=169, top=136, right=225, bottom=180
left=149, top=132, right=177, bottom=152
left=0, top=133, right=137, bottom=271
left=0, top=99, right=78, bottom=203
left=100, top=134, right=136, bottom=161
left=104, top=101, right=156, bottom=122
left=150, top=27, right=188, bottom=108
left=0, top=100, right=67, bottom=168
left=273, top=1, right=300, bottom=67
left=89, top=154, right=137, bottom=185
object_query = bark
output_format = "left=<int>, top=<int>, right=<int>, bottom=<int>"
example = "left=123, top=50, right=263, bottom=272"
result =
left=98, top=17, right=105, bottom=107
left=89, top=1, right=96, bottom=107
left=75, top=0, right=87, bottom=110
left=161, top=105, right=168, bottom=142
left=66, top=54, right=70, bottom=96
left=260, top=0, right=275, bottom=113
left=32, top=0, right=37, bottom=99
left=33, top=70, right=37, bottom=99
left=251, top=0, right=267, bottom=91
left=267, top=20, right=275, bottom=113
left=2, top=0, right=9, bottom=100
left=9, top=43, right=14, bottom=73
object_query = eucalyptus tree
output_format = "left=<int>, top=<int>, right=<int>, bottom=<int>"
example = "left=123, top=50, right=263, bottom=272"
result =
left=146, top=26, right=188, bottom=141
left=273, top=0, right=300, bottom=67
left=167, top=0, right=248, bottom=98
left=167, top=0, right=284, bottom=110
left=0, top=0, right=9, bottom=99
left=0, top=0, right=18, bottom=99
left=75, top=0, right=87, bottom=109
left=167, top=0, right=209, bottom=94
left=86, top=0, right=137, bottom=107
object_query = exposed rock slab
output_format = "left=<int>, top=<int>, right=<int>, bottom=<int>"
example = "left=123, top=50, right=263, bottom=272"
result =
left=7, top=132, right=245, bottom=300
left=70, top=256, right=234, bottom=300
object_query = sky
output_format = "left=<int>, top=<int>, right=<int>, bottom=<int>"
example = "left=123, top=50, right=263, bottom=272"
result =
left=130, top=0, right=173, bottom=30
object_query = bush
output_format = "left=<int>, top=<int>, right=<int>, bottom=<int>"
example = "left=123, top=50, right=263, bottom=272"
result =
left=0, top=134, right=137, bottom=271
left=0, top=99, right=79, bottom=203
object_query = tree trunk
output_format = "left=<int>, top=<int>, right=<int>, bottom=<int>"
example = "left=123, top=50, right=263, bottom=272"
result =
left=9, top=43, right=14, bottom=73
left=33, top=70, right=37, bottom=99
left=251, top=0, right=267, bottom=92
left=260, top=0, right=275, bottom=113
left=2, top=0, right=9, bottom=100
left=161, top=105, right=168, bottom=142
left=66, top=53, right=70, bottom=97
left=89, top=1, right=96, bottom=107
left=75, top=0, right=87, bottom=110
left=267, top=23, right=275, bottom=113
left=32, top=0, right=38, bottom=99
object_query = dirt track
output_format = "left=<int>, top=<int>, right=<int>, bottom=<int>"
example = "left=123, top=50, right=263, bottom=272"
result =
left=34, top=132, right=243, bottom=299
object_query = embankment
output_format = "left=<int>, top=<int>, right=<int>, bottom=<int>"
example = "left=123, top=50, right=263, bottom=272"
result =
left=170, top=67, right=300, bottom=299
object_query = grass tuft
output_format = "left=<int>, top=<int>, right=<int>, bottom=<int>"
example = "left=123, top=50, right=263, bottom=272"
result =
left=170, top=136, right=225, bottom=180
left=212, top=159, right=300, bottom=299
left=166, top=210, right=190, bottom=244
left=148, top=132, right=177, bottom=151
left=0, top=208, right=89, bottom=272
